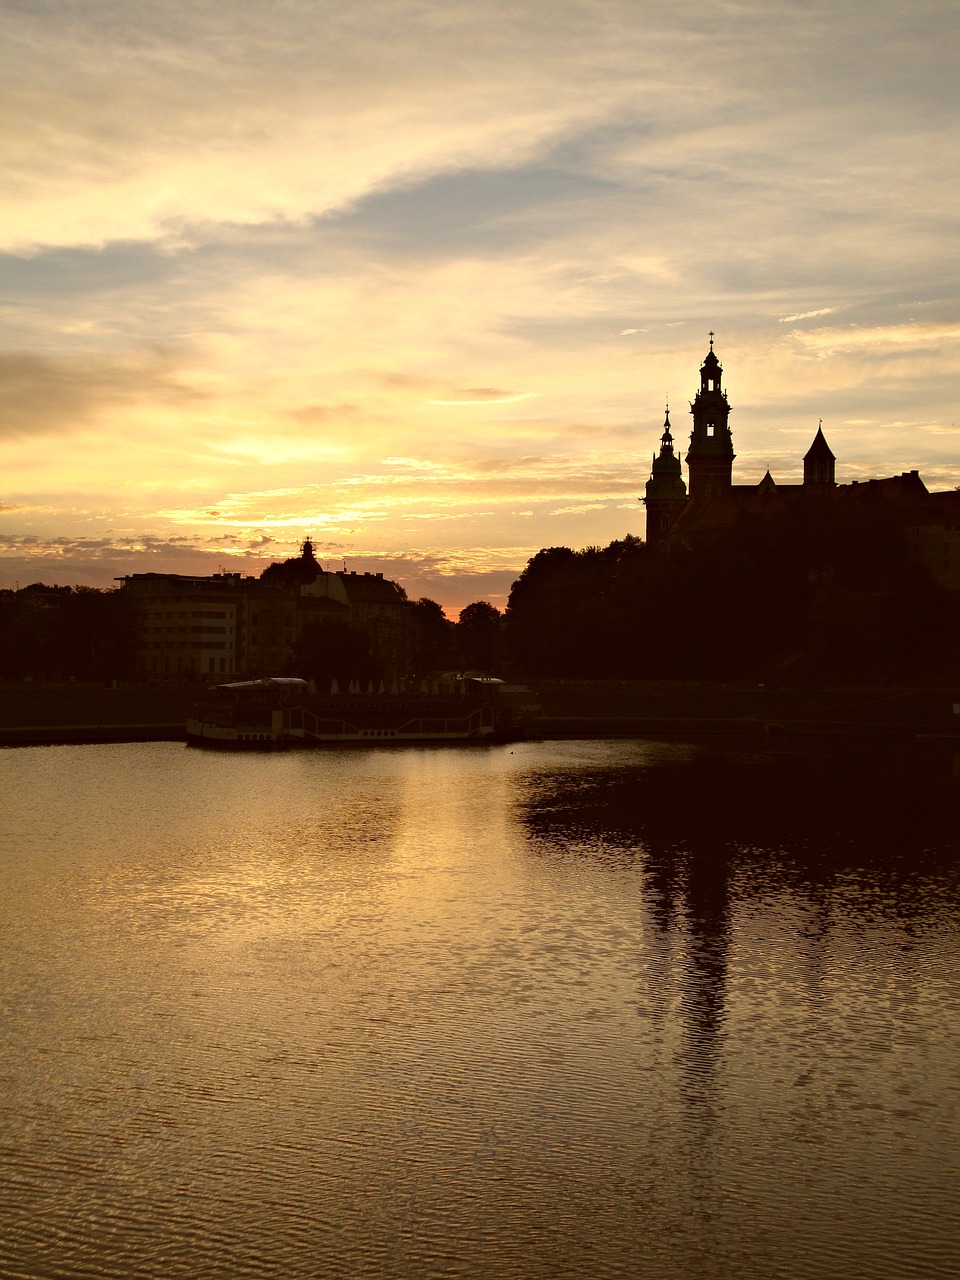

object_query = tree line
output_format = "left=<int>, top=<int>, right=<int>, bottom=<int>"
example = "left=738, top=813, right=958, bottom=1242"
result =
left=0, top=584, right=137, bottom=681
left=505, top=504, right=954, bottom=682
left=287, top=598, right=504, bottom=686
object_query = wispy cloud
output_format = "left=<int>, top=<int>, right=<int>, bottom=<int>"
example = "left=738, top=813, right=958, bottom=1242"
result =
left=426, top=390, right=539, bottom=406
left=0, top=350, right=202, bottom=439
left=789, top=322, right=960, bottom=354
left=779, top=308, right=838, bottom=323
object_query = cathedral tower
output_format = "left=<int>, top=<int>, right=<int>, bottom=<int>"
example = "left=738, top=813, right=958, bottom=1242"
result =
left=685, top=334, right=734, bottom=502
left=643, top=405, right=687, bottom=549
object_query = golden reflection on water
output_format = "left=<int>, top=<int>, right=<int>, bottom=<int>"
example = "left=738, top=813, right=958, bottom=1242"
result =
left=1, top=739, right=959, bottom=1279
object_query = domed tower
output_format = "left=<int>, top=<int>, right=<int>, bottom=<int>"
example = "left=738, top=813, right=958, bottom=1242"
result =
left=643, top=404, right=687, bottom=550
left=803, top=422, right=836, bottom=487
left=685, top=333, right=734, bottom=502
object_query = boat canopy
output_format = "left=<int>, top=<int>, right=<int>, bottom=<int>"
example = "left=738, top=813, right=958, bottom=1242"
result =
left=215, top=677, right=309, bottom=693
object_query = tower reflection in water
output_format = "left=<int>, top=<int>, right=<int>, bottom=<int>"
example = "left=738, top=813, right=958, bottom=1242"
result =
left=517, top=740, right=960, bottom=1113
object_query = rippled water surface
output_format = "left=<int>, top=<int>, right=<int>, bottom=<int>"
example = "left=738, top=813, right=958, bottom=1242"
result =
left=1, top=738, right=959, bottom=1279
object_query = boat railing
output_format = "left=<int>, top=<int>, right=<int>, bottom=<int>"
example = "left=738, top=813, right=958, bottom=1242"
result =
left=291, top=703, right=495, bottom=740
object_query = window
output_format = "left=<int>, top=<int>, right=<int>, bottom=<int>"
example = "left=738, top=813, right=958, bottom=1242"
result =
left=707, top=423, right=715, bottom=437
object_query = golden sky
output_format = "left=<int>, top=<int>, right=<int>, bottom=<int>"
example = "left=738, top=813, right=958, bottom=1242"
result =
left=2, top=0, right=958, bottom=615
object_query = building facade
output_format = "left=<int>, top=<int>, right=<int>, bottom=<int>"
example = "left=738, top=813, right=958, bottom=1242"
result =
left=118, top=546, right=415, bottom=680
left=118, top=572, right=242, bottom=679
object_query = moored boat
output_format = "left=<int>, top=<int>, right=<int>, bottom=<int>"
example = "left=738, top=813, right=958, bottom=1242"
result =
left=186, top=676, right=538, bottom=748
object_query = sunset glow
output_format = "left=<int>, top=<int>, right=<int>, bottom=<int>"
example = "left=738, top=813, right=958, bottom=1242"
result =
left=2, top=0, right=958, bottom=615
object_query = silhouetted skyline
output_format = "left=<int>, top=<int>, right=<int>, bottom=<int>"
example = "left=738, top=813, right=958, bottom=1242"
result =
left=2, top=1, right=958, bottom=616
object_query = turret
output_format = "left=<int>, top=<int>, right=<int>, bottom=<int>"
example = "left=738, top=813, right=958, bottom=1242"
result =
left=685, top=333, right=734, bottom=502
left=803, top=422, right=836, bottom=487
left=643, top=405, right=687, bottom=549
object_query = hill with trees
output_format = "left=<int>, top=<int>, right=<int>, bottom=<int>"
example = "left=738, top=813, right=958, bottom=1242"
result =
left=504, top=505, right=955, bottom=684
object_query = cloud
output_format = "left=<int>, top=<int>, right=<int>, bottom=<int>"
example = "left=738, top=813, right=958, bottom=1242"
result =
left=381, top=457, right=447, bottom=472
left=205, top=436, right=350, bottom=466
left=549, top=502, right=615, bottom=516
left=426, top=390, right=539, bottom=406
left=0, top=349, right=203, bottom=439
left=0, top=528, right=535, bottom=615
left=2, top=2, right=654, bottom=254
left=789, top=322, right=960, bottom=355
left=6, top=0, right=952, bottom=258
left=287, top=403, right=359, bottom=424
left=779, top=308, right=838, bottom=323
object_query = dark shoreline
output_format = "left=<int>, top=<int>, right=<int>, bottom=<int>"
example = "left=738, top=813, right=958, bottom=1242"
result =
left=0, top=681, right=196, bottom=747
left=2, top=678, right=957, bottom=748
left=0, top=724, right=186, bottom=747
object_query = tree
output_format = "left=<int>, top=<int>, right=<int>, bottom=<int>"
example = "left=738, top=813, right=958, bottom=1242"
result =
left=0, top=585, right=136, bottom=681
left=505, top=541, right=652, bottom=677
left=260, top=542, right=322, bottom=589
left=455, top=601, right=502, bottom=671
left=291, top=618, right=377, bottom=686
left=410, top=597, right=452, bottom=674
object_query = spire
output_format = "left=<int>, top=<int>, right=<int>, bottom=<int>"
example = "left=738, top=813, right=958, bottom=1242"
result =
left=659, top=403, right=675, bottom=452
left=803, top=420, right=836, bottom=487
left=697, top=333, right=722, bottom=396
left=805, top=420, right=834, bottom=457
left=645, top=399, right=687, bottom=550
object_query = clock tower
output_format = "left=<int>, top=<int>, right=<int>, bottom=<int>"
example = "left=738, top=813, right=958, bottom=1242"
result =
left=685, top=334, right=734, bottom=502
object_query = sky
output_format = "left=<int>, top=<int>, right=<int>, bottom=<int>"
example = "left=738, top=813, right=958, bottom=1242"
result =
left=2, top=0, right=958, bottom=618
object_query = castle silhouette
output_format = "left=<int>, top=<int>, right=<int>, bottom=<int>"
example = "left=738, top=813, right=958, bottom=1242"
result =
left=642, top=336, right=957, bottom=585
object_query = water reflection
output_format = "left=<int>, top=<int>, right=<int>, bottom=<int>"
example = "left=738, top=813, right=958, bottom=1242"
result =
left=519, top=742, right=960, bottom=918
left=1, top=739, right=958, bottom=1280
left=518, top=740, right=960, bottom=1215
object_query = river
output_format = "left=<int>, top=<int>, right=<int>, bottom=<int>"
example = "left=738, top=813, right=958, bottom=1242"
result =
left=1, top=737, right=958, bottom=1278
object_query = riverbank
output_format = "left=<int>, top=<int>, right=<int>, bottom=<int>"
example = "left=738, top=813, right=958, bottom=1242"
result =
left=0, top=681, right=195, bottom=746
left=2, top=678, right=958, bottom=747
left=531, top=678, right=960, bottom=742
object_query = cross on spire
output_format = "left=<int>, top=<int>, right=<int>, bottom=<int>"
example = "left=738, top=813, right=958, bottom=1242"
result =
left=708, top=330, right=715, bottom=350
